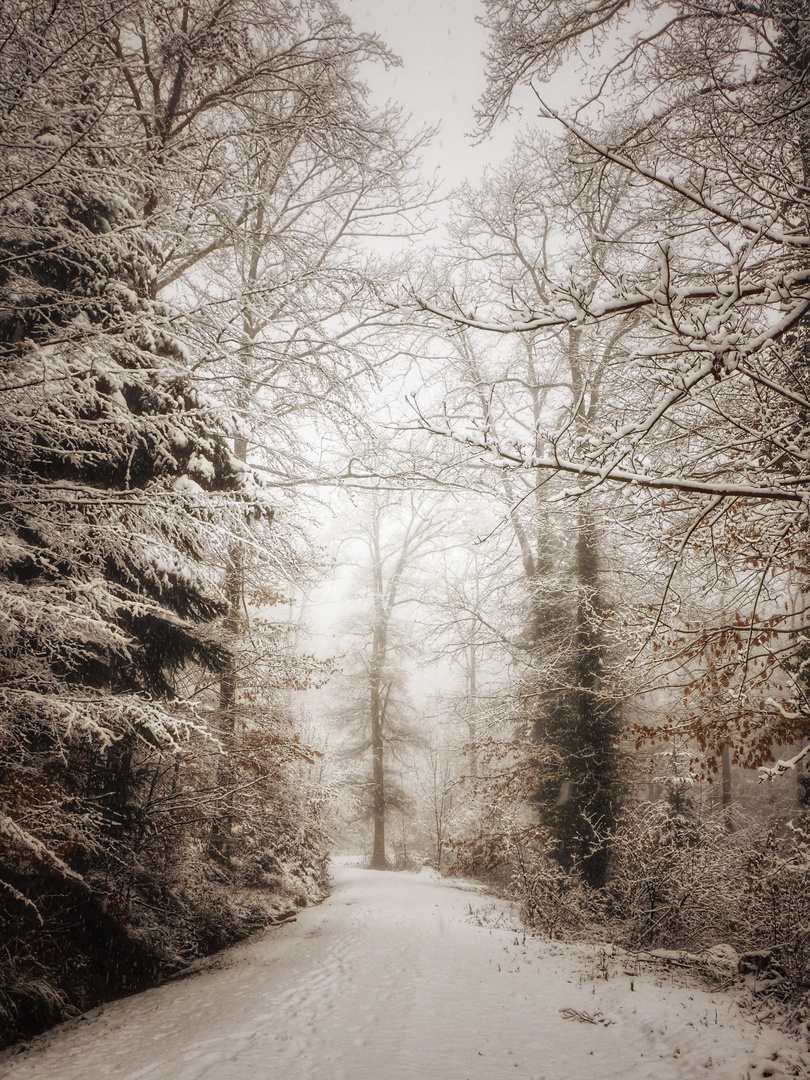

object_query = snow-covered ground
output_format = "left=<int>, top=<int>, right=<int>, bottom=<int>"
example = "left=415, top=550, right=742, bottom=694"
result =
left=2, top=862, right=808, bottom=1080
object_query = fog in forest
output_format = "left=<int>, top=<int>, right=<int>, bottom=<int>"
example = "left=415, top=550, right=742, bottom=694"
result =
left=1, top=0, right=810, bottom=1069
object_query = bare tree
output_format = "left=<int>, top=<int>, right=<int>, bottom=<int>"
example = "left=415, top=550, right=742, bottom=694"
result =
left=337, top=492, right=451, bottom=868
left=406, top=138, right=637, bottom=881
left=402, top=3, right=810, bottom=774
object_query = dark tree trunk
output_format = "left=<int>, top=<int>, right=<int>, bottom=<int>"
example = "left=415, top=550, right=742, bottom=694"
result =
left=533, top=510, right=623, bottom=890
left=208, top=544, right=241, bottom=864
left=721, top=744, right=734, bottom=832
left=208, top=431, right=247, bottom=864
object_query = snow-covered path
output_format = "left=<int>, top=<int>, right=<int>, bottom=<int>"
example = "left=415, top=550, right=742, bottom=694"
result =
left=2, top=864, right=807, bottom=1080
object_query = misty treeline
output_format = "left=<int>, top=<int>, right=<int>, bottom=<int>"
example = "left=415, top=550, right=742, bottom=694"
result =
left=1, top=0, right=809, bottom=1048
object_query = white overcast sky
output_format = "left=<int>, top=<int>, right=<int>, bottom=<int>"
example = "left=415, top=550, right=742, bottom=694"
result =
left=343, top=0, right=520, bottom=191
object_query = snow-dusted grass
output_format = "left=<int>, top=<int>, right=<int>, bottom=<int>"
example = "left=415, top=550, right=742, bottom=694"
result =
left=1, top=861, right=807, bottom=1080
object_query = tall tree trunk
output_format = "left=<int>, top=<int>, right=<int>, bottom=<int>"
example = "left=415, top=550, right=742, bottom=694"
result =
left=467, top=642, right=479, bottom=778
left=208, top=542, right=241, bottom=864
left=721, top=743, right=734, bottom=832
left=208, top=431, right=247, bottom=864
left=361, top=501, right=436, bottom=870
left=571, top=509, right=622, bottom=888
left=534, top=509, right=622, bottom=889
left=370, top=704, right=387, bottom=869
left=369, top=628, right=388, bottom=869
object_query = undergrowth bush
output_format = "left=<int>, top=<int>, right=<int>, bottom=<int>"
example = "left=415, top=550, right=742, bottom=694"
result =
left=459, top=791, right=810, bottom=1006
left=739, top=817, right=810, bottom=999
left=0, top=810, right=330, bottom=1049
left=447, top=828, right=518, bottom=889
left=447, top=818, right=598, bottom=938
left=0, top=966, right=75, bottom=1046
left=608, top=799, right=744, bottom=951
left=511, top=842, right=600, bottom=938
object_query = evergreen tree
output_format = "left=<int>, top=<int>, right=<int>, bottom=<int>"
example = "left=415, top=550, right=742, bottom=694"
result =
left=0, top=5, right=271, bottom=1029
